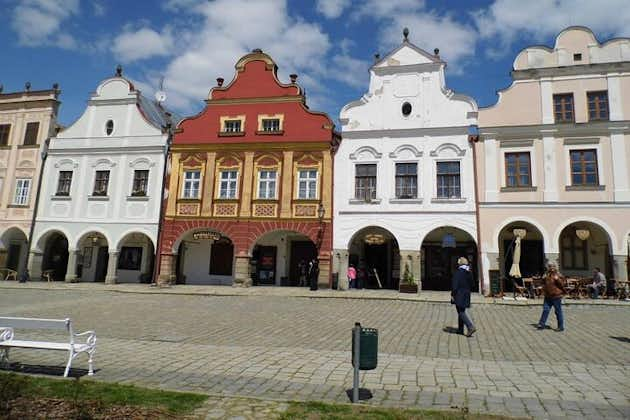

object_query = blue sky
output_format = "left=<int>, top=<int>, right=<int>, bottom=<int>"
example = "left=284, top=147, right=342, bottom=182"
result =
left=2, top=0, right=629, bottom=127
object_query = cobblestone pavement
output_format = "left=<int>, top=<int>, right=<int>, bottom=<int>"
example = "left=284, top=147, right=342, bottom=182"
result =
left=1, top=288, right=629, bottom=419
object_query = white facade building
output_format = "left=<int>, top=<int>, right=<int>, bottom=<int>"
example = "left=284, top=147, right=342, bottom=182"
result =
left=334, top=31, right=479, bottom=291
left=29, top=71, right=176, bottom=283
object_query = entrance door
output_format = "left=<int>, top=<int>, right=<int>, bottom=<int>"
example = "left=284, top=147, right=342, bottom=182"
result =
left=289, top=241, right=316, bottom=286
left=94, top=246, right=109, bottom=282
left=44, top=234, right=69, bottom=281
left=364, top=243, right=392, bottom=289
left=256, top=246, right=276, bottom=285
left=6, top=244, right=21, bottom=271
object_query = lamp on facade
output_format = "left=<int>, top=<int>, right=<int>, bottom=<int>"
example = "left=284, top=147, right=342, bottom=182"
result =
left=575, top=229, right=590, bottom=241
left=512, top=228, right=527, bottom=239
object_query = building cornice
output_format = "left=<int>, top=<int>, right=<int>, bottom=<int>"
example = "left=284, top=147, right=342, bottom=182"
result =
left=479, top=120, right=630, bottom=139
left=480, top=202, right=630, bottom=208
left=171, top=142, right=330, bottom=152
left=512, top=61, right=630, bottom=80
left=47, top=145, right=166, bottom=154
left=204, top=96, right=305, bottom=106
left=341, top=126, right=471, bottom=139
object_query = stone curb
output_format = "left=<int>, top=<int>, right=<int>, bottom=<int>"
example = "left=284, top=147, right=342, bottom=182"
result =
left=1, top=282, right=629, bottom=307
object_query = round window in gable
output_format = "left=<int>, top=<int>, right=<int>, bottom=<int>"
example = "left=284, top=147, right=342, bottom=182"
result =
left=105, top=120, right=114, bottom=136
left=402, top=102, right=412, bottom=117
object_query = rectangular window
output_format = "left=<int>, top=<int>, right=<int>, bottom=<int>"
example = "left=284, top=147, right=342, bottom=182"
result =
left=505, top=152, right=531, bottom=187
left=131, top=170, right=149, bottom=196
left=553, top=93, right=574, bottom=123
left=354, top=164, right=376, bottom=200
left=117, top=247, right=143, bottom=270
left=298, top=169, right=318, bottom=199
left=92, top=170, right=110, bottom=196
left=261, top=119, right=281, bottom=132
left=182, top=170, right=201, bottom=199
left=395, top=163, right=417, bottom=198
left=56, top=171, right=73, bottom=196
left=561, top=234, right=588, bottom=270
left=13, top=178, right=31, bottom=205
left=223, top=120, right=241, bottom=133
left=570, top=149, right=598, bottom=186
left=258, top=169, right=277, bottom=199
left=436, top=161, right=461, bottom=198
left=0, top=124, right=10, bottom=146
left=587, top=91, right=609, bottom=121
left=23, top=122, right=39, bottom=145
left=219, top=170, right=238, bottom=199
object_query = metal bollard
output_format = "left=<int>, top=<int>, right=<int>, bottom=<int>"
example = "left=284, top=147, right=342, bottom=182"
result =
left=352, top=322, right=360, bottom=403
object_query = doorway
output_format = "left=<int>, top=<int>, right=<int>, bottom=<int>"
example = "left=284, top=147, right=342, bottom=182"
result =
left=94, top=246, right=109, bottom=282
left=255, top=246, right=276, bottom=285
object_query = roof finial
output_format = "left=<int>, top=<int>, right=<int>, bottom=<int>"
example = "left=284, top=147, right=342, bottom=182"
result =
left=374, top=53, right=380, bottom=62
left=252, top=48, right=263, bottom=54
left=0, top=84, right=3, bottom=94
left=25, top=81, right=31, bottom=92
left=403, top=27, right=409, bottom=41
left=434, top=48, right=440, bottom=58
left=216, top=77, right=224, bottom=87
left=115, top=64, right=123, bottom=77
left=289, top=74, right=298, bottom=83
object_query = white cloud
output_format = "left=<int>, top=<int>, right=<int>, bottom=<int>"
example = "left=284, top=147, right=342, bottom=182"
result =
left=474, top=0, right=630, bottom=55
left=331, top=54, right=370, bottom=88
left=352, top=0, right=425, bottom=20
left=92, top=1, right=105, bottom=16
left=111, top=27, right=175, bottom=63
left=316, top=0, right=351, bottom=19
left=11, top=0, right=80, bottom=48
left=141, top=0, right=332, bottom=111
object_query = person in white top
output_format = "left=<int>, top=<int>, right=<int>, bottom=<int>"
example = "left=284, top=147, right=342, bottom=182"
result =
left=589, top=267, right=606, bottom=299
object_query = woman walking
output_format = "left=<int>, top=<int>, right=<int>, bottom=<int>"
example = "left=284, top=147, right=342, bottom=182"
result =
left=537, top=263, right=566, bottom=331
left=451, top=257, right=476, bottom=337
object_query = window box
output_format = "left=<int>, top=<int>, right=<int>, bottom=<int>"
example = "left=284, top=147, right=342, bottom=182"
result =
left=88, top=195, right=109, bottom=201
left=17, top=144, right=39, bottom=149
left=389, top=198, right=423, bottom=204
left=431, top=198, right=467, bottom=203
left=500, top=186, right=537, bottom=192
left=349, top=198, right=381, bottom=205
left=255, top=130, right=284, bottom=135
left=218, top=131, right=245, bottom=137
left=126, top=196, right=150, bottom=201
left=565, top=185, right=605, bottom=191
left=51, top=195, right=72, bottom=201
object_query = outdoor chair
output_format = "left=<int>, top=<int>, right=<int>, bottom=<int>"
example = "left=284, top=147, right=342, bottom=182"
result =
left=0, top=268, right=18, bottom=281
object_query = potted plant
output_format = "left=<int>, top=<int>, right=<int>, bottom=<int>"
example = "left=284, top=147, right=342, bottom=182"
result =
left=399, top=262, right=418, bottom=293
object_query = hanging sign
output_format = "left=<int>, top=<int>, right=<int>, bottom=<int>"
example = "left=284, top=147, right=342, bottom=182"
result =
left=193, top=231, right=221, bottom=241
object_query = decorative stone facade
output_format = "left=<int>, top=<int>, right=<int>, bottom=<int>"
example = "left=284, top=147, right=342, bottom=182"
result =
left=158, top=50, right=337, bottom=287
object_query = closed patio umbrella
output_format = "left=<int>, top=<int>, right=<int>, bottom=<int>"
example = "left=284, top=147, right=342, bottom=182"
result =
left=509, top=236, right=522, bottom=278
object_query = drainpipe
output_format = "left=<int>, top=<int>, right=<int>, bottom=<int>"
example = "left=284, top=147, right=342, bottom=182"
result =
left=151, top=122, right=173, bottom=286
left=21, top=137, right=50, bottom=281
left=468, top=126, right=485, bottom=295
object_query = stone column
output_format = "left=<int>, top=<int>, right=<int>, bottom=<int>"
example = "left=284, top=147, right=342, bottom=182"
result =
left=105, top=251, right=118, bottom=284
left=334, top=249, right=349, bottom=290
left=28, top=251, right=43, bottom=280
left=613, top=255, right=628, bottom=282
left=233, top=255, right=252, bottom=287
left=65, top=250, right=78, bottom=282
left=158, top=253, right=176, bottom=286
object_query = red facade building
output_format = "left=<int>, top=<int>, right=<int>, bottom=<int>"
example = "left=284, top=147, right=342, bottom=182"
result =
left=158, top=49, right=338, bottom=287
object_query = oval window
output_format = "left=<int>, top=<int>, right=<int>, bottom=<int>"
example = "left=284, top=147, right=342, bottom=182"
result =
left=105, top=120, right=114, bottom=136
left=402, top=102, right=412, bottom=116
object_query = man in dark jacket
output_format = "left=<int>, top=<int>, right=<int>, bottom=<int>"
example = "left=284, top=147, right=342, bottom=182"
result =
left=451, top=257, right=476, bottom=337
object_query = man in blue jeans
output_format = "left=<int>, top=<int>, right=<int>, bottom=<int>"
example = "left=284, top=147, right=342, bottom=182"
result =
left=537, top=263, right=566, bottom=331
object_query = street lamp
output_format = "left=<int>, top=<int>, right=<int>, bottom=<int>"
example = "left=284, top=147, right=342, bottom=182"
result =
left=316, top=203, right=325, bottom=252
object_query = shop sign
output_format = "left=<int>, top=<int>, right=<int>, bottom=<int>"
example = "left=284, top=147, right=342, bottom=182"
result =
left=193, top=231, right=221, bottom=241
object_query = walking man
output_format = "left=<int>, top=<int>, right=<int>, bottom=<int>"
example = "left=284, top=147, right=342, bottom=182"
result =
left=537, top=262, right=566, bottom=331
left=451, top=257, right=476, bottom=337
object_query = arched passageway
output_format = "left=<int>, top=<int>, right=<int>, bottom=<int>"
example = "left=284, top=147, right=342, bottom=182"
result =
left=348, top=226, right=400, bottom=289
left=116, top=232, right=155, bottom=283
left=175, top=229, right=234, bottom=285
left=41, top=232, right=69, bottom=281
left=499, top=222, right=545, bottom=292
left=421, top=227, right=478, bottom=292
left=0, top=227, right=28, bottom=276
left=75, top=232, right=110, bottom=282
left=558, top=222, right=613, bottom=279
left=250, top=230, right=316, bottom=286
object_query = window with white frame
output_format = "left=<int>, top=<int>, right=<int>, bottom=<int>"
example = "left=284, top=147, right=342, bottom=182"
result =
left=436, top=161, right=461, bottom=198
left=182, top=170, right=201, bottom=198
left=13, top=178, right=31, bottom=205
left=92, top=170, right=110, bottom=196
left=56, top=171, right=73, bottom=196
left=258, top=170, right=277, bottom=199
left=355, top=164, right=376, bottom=200
left=223, top=120, right=242, bottom=133
left=298, top=169, right=317, bottom=199
left=219, top=170, right=238, bottom=198
left=261, top=118, right=281, bottom=132
left=395, top=163, right=417, bottom=198
left=131, top=170, right=149, bottom=196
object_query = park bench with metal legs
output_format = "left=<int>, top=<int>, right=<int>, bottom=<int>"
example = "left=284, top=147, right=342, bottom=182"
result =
left=0, top=317, right=96, bottom=377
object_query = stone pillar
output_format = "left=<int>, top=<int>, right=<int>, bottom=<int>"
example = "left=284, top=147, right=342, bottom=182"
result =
left=158, top=253, right=176, bottom=286
left=399, top=250, right=421, bottom=292
left=233, top=255, right=252, bottom=287
left=280, top=151, right=294, bottom=218
left=334, top=249, right=349, bottom=290
left=65, top=250, right=78, bottom=283
left=28, top=251, right=43, bottom=280
left=105, top=251, right=118, bottom=284
left=613, top=255, right=628, bottom=282
left=545, top=253, right=559, bottom=269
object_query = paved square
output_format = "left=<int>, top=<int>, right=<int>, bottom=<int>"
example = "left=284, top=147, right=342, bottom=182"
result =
left=1, top=288, right=629, bottom=419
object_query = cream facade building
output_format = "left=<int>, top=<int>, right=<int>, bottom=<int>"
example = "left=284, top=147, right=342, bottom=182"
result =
left=334, top=31, right=479, bottom=292
left=476, top=26, right=630, bottom=292
left=0, top=84, right=59, bottom=279
left=29, top=71, right=175, bottom=284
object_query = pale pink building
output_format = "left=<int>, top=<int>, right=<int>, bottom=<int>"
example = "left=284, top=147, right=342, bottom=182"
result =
left=476, top=27, right=630, bottom=293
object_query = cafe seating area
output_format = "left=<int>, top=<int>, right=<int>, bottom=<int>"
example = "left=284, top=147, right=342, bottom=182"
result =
left=503, top=276, right=630, bottom=301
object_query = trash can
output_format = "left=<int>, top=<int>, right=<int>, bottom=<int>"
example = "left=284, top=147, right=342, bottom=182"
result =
left=332, top=273, right=339, bottom=290
left=352, top=326, right=378, bottom=370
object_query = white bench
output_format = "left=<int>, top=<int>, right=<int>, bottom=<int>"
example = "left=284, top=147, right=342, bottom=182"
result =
left=0, top=317, right=96, bottom=377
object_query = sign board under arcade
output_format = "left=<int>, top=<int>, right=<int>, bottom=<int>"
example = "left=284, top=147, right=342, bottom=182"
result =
left=193, top=231, right=221, bottom=241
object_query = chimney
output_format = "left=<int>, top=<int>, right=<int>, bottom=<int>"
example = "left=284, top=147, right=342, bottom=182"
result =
left=216, top=77, right=224, bottom=87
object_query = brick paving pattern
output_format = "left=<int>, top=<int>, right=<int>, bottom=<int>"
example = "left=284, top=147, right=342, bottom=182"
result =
left=1, top=288, right=629, bottom=419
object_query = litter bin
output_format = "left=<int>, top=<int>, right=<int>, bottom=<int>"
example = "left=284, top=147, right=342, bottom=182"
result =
left=351, top=324, right=378, bottom=370
left=332, top=273, right=339, bottom=290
